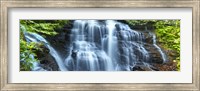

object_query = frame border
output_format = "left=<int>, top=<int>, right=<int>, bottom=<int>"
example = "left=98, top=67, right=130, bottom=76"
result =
left=1, top=0, right=199, bottom=90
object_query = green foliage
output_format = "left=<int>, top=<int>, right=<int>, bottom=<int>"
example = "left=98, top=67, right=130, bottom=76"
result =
left=126, top=20, right=156, bottom=26
left=20, top=39, right=39, bottom=71
left=20, top=20, right=57, bottom=35
left=20, top=25, right=44, bottom=71
left=154, top=20, right=180, bottom=71
left=20, top=20, right=69, bottom=36
left=20, top=20, right=69, bottom=71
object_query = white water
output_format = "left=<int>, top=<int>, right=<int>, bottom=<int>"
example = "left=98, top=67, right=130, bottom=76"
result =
left=65, top=20, right=115, bottom=71
left=106, top=20, right=118, bottom=60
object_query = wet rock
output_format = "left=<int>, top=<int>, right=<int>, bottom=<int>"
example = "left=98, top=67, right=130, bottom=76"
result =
left=131, top=64, right=159, bottom=71
left=35, top=45, right=59, bottom=71
left=39, top=54, right=59, bottom=71
left=115, top=24, right=121, bottom=31
left=71, top=50, right=78, bottom=59
left=132, top=66, right=146, bottom=71
left=119, top=55, right=129, bottom=65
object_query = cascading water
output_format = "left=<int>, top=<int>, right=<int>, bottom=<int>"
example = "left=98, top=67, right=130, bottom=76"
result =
left=64, top=20, right=167, bottom=71
left=149, top=32, right=167, bottom=63
left=22, top=25, right=67, bottom=71
left=21, top=20, right=168, bottom=71
left=106, top=20, right=118, bottom=61
left=65, top=20, right=115, bottom=71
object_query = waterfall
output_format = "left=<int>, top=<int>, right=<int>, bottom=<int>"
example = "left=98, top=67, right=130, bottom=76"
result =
left=65, top=20, right=115, bottom=71
left=64, top=20, right=167, bottom=71
left=149, top=32, right=168, bottom=63
left=21, top=20, right=168, bottom=71
left=105, top=20, right=118, bottom=61
left=23, top=31, right=67, bottom=71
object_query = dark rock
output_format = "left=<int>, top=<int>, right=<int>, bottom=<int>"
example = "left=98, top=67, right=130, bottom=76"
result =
left=131, top=64, right=159, bottom=71
left=71, top=50, right=78, bottom=59
left=119, top=55, right=129, bottom=65
left=115, top=24, right=121, bottom=31
left=39, top=54, right=59, bottom=71
left=132, top=66, right=145, bottom=71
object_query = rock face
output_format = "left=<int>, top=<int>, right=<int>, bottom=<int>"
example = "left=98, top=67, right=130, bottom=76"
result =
left=37, top=46, right=59, bottom=71
left=46, top=21, right=73, bottom=58
left=115, top=23, right=168, bottom=71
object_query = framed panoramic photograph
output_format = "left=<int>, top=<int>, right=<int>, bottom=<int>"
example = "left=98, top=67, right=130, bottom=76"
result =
left=0, top=0, right=199, bottom=91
